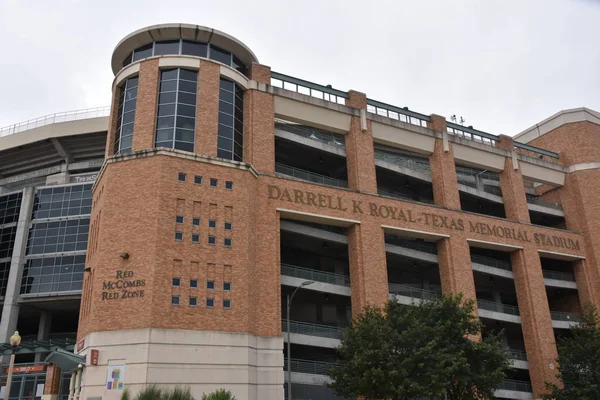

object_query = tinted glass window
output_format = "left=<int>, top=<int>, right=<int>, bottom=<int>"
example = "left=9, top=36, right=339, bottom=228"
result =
left=0, top=192, right=22, bottom=225
left=209, top=45, right=231, bottom=65
left=154, top=40, right=180, bottom=56
left=32, top=185, right=92, bottom=220
left=25, top=218, right=90, bottom=255
left=182, top=40, right=208, bottom=57
left=132, top=43, right=153, bottom=62
left=155, top=69, right=197, bottom=152
left=20, top=255, right=86, bottom=295
left=217, top=78, right=244, bottom=161
left=114, top=77, right=139, bottom=154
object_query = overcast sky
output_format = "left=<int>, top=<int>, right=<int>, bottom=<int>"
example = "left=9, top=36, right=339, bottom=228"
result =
left=0, top=0, right=598, bottom=136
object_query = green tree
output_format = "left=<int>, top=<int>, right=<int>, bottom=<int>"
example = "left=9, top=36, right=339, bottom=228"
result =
left=200, top=389, right=236, bottom=400
left=544, top=304, right=600, bottom=400
left=328, top=295, right=510, bottom=400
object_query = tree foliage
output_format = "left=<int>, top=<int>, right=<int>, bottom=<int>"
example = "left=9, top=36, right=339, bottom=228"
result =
left=200, top=389, right=236, bottom=400
left=328, top=295, right=510, bottom=400
left=125, top=385, right=194, bottom=400
left=544, top=304, right=600, bottom=400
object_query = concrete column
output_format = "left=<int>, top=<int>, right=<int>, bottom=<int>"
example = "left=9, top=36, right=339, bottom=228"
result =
left=0, top=187, right=35, bottom=344
left=428, top=115, right=461, bottom=210
left=511, top=247, right=558, bottom=397
left=42, top=364, right=62, bottom=400
left=344, top=91, right=378, bottom=194
left=67, top=371, right=76, bottom=400
left=497, top=136, right=531, bottom=223
left=244, top=63, right=275, bottom=173
left=132, top=58, right=160, bottom=152
left=195, top=60, right=220, bottom=158
left=347, top=221, right=388, bottom=317
left=34, top=311, right=51, bottom=362
left=74, top=369, right=82, bottom=400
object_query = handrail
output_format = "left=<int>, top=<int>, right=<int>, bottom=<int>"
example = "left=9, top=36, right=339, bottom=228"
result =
left=366, top=99, right=430, bottom=128
left=0, top=106, right=111, bottom=137
left=525, top=194, right=563, bottom=210
left=542, top=269, right=575, bottom=282
left=281, top=264, right=351, bottom=287
left=447, top=122, right=498, bottom=146
left=275, top=163, right=348, bottom=188
left=501, top=379, right=532, bottom=393
left=550, top=311, right=582, bottom=322
left=389, top=283, right=442, bottom=300
left=275, top=119, right=346, bottom=148
left=477, top=299, right=520, bottom=316
left=282, top=319, right=345, bottom=339
left=284, top=358, right=339, bottom=376
left=471, top=254, right=513, bottom=272
left=374, top=149, right=431, bottom=172
left=455, top=166, right=500, bottom=182
left=508, top=349, right=528, bottom=361
left=514, top=141, right=559, bottom=159
left=271, top=72, right=347, bottom=105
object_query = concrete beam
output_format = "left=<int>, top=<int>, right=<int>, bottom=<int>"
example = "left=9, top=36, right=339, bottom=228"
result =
left=50, top=138, right=72, bottom=163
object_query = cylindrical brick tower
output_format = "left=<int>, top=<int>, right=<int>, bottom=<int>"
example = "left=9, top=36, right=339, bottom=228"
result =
left=76, top=24, right=281, bottom=400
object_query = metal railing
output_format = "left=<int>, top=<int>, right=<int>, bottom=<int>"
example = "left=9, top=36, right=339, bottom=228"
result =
left=447, top=122, right=498, bottom=147
left=284, top=358, right=338, bottom=376
left=281, top=264, right=351, bottom=287
left=471, top=254, right=513, bottom=272
left=483, top=184, right=503, bottom=197
left=389, top=284, right=442, bottom=300
left=275, top=120, right=346, bottom=148
left=366, top=99, right=430, bottom=128
left=271, top=72, right=347, bottom=105
left=542, top=269, right=576, bottom=282
left=374, top=149, right=431, bottom=173
left=477, top=299, right=520, bottom=316
left=508, top=349, right=528, bottom=361
left=282, top=319, right=345, bottom=339
left=455, top=166, right=500, bottom=182
left=500, top=379, right=532, bottom=393
left=514, top=142, right=560, bottom=163
left=525, top=194, right=563, bottom=210
left=0, top=106, right=111, bottom=137
left=275, top=163, right=348, bottom=188
left=550, top=311, right=582, bottom=322
left=385, top=236, right=438, bottom=254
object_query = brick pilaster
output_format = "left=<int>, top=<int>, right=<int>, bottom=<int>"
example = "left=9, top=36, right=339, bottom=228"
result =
left=195, top=60, right=220, bottom=158
left=511, top=247, right=558, bottom=397
left=436, top=233, right=477, bottom=302
left=44, top=364, right=62, bottom=396
left=428, top=115, right=461, bottom=209
left=348, top=221, right=388, bottom=316
left=132, top=59, right=159, bottom=152
left=497, top=136, right=530, bottom=222
left=244, top=63, right=275, bottom=173
left=344, top=91, right=378, bottom=194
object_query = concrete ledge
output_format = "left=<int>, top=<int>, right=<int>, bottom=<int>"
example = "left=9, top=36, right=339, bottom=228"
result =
left=543, top=278, right=577, bottom=289
left=281, top=275, right=351, bottom=297
left=477, top=309, right=522, bottom=324
left=289, top=333, right=340, bottom=349
left=471, top=262, right=514, bottom=279
left=493, top=389, right=533, bottom=399
left=515, top=107, right=600, bottom=143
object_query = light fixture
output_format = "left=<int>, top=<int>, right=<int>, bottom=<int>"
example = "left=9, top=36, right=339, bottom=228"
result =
left=120, top=253, right=129, bottom=259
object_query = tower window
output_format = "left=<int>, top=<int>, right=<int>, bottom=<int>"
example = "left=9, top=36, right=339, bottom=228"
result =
left=217, top=78, right=244, bottom=161
left=114, top=77, right=139, bottom=154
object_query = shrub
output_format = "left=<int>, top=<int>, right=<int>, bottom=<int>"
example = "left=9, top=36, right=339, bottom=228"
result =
left=200, top=389, right=236, bottom=400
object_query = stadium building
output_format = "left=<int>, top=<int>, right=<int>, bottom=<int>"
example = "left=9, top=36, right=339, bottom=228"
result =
left=0, top=23, right=599, bottom=400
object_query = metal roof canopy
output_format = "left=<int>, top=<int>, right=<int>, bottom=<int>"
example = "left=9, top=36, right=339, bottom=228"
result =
left=0, top=338, right=75, bottom=355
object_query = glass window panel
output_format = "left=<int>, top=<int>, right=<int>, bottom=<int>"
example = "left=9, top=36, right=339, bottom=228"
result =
left=179, top=69, right=198, bottom=82
left=175, top=129, right=194, bottom=142
left=209, top=45, right=231, bottom=65
left=217, top=149, right=232, bottom=160
left=177, top=104, right=196, bottom=117
left=232, top=55, right=248, bottom=76
left=120, top=135, right=133, bottom=151
left=127, top=77, right=139, bottom=88
left=158, top=104, right=176, bottom=117
left=176, top=116, right=195, bottom=130
left=122, top=52, right=133, bottom=68
left=178, top=80, right=197, bottom=94
left=175, top=142, right=194, bottom=152
left=157, top=116, right=175, bottom=129
left=219, top=113, right=234, bottom=127
left=220, top=79, right=235, bottom=93
left=132, top=43, right=153, bottom=61
left=155, top=141, right=173, bottom=148
left=121, top=123, right=134, bottom=136
left=156, top=128, right=174, bottom=142
left=124, top=87, right=137, bottom=101
left=158, top=92, right=177, bottom=104
left=219, top=100, right=234, bottom=114
left=177, top=92, right=196, bottom=106
left=159, top=80, right=178, bottom=93
left=154, top=40, right=180, bottom=56
left=218, top=136, right=232, bottom=151
left=122, top=110, right=135, bottom=124
left=161, top=69, right=179, bottom=80
left=182, top=40, right=207, bottom=57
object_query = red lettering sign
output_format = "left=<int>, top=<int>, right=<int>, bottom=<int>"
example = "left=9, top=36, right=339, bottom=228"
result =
left=3, top=365, right=46, bottom=374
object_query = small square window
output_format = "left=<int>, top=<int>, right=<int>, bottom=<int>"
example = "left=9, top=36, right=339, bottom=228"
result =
left=210, top=178, right=218, bottom=187
left=178, top=173, right=186, bottom=182
left=207, top=280, right=215, bottom=289
left=176, top=215, right=184, bottom=224
left=174, top=231, right=183, bottom=241
left=192, top=217, right=200, bottom=226
left=206, top=298, right=215, bottom=308
left=172, top=277, right=181, bottom=287
left=225, top=181, right=233, bottom=190
left=189, top=297, right=198, bottom=306
left=224, top=238, right=232, bottom=247
left=224, top=282, right=231, bottom=291
left=171, top=296, right=180, bottom=305
left=208, top=235, right=216, bottom=245
left=190, top=279, right=198, bottom=288
left=223, top=299, right=231, bottom=309
left=224, top=222, right=232, bottom=231
left=209, top=220, right=216, bottom=228
left=192, top=233, right=200, bottom=243
left=194, top=175, right=203, bottom=184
